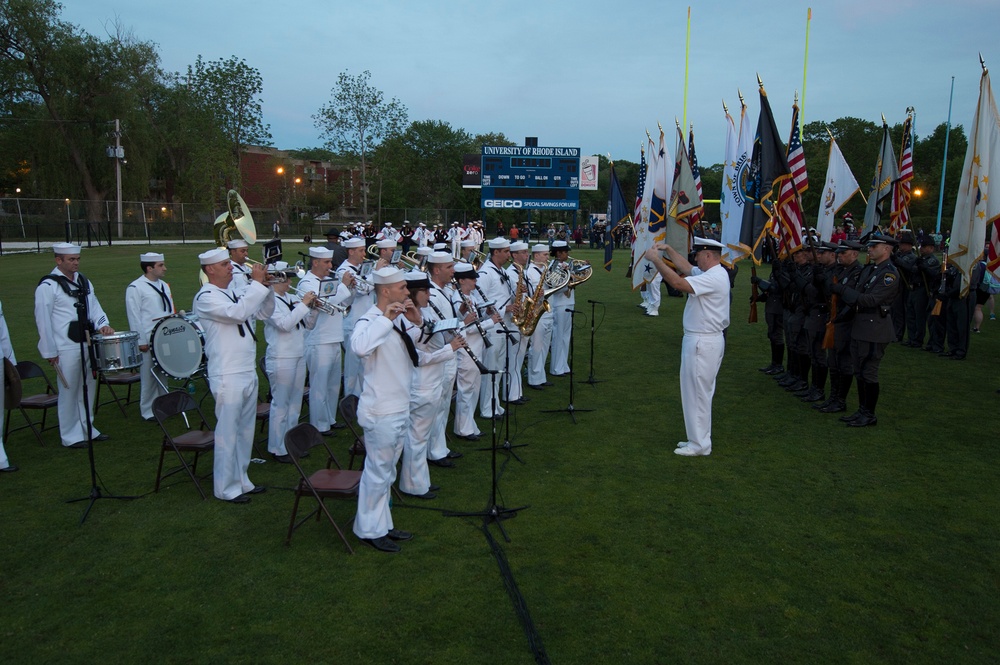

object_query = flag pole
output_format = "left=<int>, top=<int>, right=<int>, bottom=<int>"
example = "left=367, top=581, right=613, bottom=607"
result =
left=935, top=75, right=956, bottom=234
left=801, top=8, right=812, bottom=130
left=682, top=6, right=692, bottom=130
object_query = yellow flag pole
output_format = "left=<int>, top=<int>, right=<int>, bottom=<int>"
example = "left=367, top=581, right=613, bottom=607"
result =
left=682, top=6, right=692, bottom=131
left=801, top=7, right=812, bottom=131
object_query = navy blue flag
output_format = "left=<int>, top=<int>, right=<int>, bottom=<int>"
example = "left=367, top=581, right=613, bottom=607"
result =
left=606, top=163, right=630, bottom=271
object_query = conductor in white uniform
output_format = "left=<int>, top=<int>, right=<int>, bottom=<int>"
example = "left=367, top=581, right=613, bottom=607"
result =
left=193, top=247, right=275, bottom=502
left=644, top=238, right=730, bottom=457
left=125, top=252, right=174, bottom=421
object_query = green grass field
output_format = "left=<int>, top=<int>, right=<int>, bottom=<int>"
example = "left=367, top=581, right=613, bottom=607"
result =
left=1, top=244, right=997, bottom=664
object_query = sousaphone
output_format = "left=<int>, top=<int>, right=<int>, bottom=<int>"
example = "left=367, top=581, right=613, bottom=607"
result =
left=199, top=190, right=257, bottom=285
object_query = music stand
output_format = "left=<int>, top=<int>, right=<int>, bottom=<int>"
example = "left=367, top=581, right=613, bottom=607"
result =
left=542, top=308, right=593, bottom=424
left=64, top=280, right=137, bottom=523
left=582, top=299, right=605, bottom=386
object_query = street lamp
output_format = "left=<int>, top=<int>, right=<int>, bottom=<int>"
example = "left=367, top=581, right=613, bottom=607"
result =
left=64, top=198, right=71, bottom=242
left=913, top=188, right=923, bottom=197
left=14, top=187, right=23, bottom=237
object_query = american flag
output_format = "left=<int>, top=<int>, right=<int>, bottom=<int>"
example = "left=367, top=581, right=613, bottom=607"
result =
left=890, top=115, right=914, bottom=235
left=987, top=220, right=1000, bottom=275
left=633, top=145, right=646, bottom=229
left=787, top=103, right=808, bottom=196
left=688, top=127, right=704, bottom=228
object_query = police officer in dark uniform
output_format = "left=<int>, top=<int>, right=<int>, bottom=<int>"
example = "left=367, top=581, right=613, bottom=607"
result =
left=911, top=236, right=941, bottom=349
left=752, top=239, right=786, bottom=375
left=829, top=234, right=900, bottom=427
left=799, top=241, right=838, bottom=402
left=892, top=231, right=920, bottom=345
left=941, top=260, right=972, bottom=360
left=778, top=245, right=814, bottom=394
left=816, top=240, right=864, bottom=413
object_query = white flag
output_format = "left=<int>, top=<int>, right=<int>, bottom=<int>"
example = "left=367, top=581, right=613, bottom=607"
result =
left=816, top=137, right=861, bottom=241
left=862, top=122, right=900, bottom=235
left=949, top=69, right=1000, bottom=297
left=720, top=103, right=752, bottom=264
left=632, top=134, right=660, bottom=289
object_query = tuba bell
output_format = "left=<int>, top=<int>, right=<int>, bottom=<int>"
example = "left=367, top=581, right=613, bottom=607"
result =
left=200, top=190, right=258, bottom=285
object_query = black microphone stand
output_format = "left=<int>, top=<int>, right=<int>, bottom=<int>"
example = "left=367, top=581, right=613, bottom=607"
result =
left=542, top=308, right=593, bottom=424
left=492, top=322, right=527, bottom=462
left=444, top=368, right=527, bottom=542
left=582, top=299, right=604, bottom=386
left=65, top=279, right=137, bottom=523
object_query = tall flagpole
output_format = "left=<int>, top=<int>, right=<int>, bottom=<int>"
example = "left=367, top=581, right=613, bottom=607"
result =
left=801, top=7, right=812, bottom=130
left=935, top=76, right=955, bottom=234
left=682, top=6, right=691, bottom=131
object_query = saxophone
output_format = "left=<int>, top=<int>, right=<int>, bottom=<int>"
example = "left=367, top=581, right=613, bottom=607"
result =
left=516, top=261, right=569, bottom=337
left=509, top=263, right=528, bottom=328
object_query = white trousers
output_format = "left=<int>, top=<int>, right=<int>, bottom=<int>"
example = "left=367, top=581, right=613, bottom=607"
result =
left=647, top=274, right=662, bottom=310
left=679, top=333, right=725, bottom=455
left=428, top=357, right=456, bottom=459
left=401, top=385, right=436, bottom=495
left=210, top=371, right=259, bottom=500
left=479, top=329, right=507, bottom=417
left=526, top=313, right=553, bottom=386
left=266, top=354, right=306, bottom=456
left=342, top=324, right=362, bottom=398
left=0, top=373, right=8, bottom=468
left=454, top=337, right=484, bottom=437
left=353, top=408, right=407, bottom=539
left=56, top=348, right=101, bottom=447
left=306, top=342, right=342, bottom=432
left=505, top=331, right=528, bottom=401
left=549, top=306, right=573, bottom=375
left=139, top=350, right=167, bottom=420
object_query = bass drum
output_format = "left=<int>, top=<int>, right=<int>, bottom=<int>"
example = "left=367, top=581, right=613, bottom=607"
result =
left=150, top=313, right=206, bottom=380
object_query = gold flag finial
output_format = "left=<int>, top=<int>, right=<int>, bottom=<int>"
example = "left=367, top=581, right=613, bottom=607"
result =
left=756, top=73, right=763, bottom=88
left=738, top=88, right=745, bottom=107
left=723, top=99, right=729, bottom=114
left=881, top=112, right=887, bottom=125
left=981, top=52, right=988, bottom=74
left=794, top=90, right=799, bottom=105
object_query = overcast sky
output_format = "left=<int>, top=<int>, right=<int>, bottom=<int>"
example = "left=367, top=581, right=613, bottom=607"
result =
left=62, top=0, right=996, bottom=168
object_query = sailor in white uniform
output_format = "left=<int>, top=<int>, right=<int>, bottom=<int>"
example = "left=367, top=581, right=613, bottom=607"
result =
left=476, top=238, right=514, bottom=418
left=125, top=251, right=174, bottom=421
left=547, top=241, right=575, bottom=376
left=425, top=252, right=464, bottom=456
left=525, top=244, right=555, bottom=389
left=34, top=243, right=114, bottom=448
left=504, top=241, right=531, bottom=404
left=335, top=237, right=374, bottom=398
left=452, top=262, right=497, bottom=438
left=227, top=239, right=253, bottom=296
left=264, top=261, right=319, bottom=461
left=193, top=247, right=275, bottom=502
left=1, top=301, right=18, bottom=471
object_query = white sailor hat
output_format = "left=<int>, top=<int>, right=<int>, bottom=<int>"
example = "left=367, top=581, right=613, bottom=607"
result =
left=454, top=261, right=477, bottom=277
left=227, top=239, right=249, bottom=250
left=415, top=246, right=434, bottom=257
left=509, top=241, right=529, bottom=252
left=384, top=222, right=393, bottom=227
left=531, top=244, right=549, bottom=254
left=272, top=261, right=290, bottom=270
left=140, top=252, right=164, bottom=262
left=343, top=237, right=365, bottom=249
left=404, top=270, right=430, bottom=289
left=433, top=243, right=448, bottom=251
left=427, top=251, right=454, bottom=264
left=550, top=240, right=569, bottom=251
left=338, top=231, right=351, bottom=240
left=376, top=239, right=396, bottom=249
left=691, top=237, right=725, bottom=251
left=198, top=247, right=229, bottom=265
left=52, top=242, right=82, bottom=255
left=460, top=239, right=477, bottom=248
left=309, top=247, right=334, bottom=259
left=373, top=267, right=404, bottom=284
left=418, top=222, right=426, bottom=227
left=488, top=237, right=511, bottom=250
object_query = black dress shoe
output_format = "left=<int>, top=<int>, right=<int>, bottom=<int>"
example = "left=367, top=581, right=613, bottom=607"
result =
left=459, top=433, right=481, bottom=441
left=839, top=410, right=864, bottom=423
left=542, top=381, right=554, bottom=387
left=224, top=495, right=251, bottom=504
left=446, top=450, right=463, bottom=459
left=938, top=350, right=955, bottom=357
left=527, top=383, right=544, bottom=391
left=271, top=454, right=292, bottom=464
left=551, top=372, right=569, bottom=377
left=847, top=412, right=878, bottom=427
left=507, top=397, right=529, bottom=405
left=429, top=484, right=441, bottom=492
left=0, top=464, right=18, bottom=473
left=246, top=486, right=266, bottom=495
left=143, top=417, right=155, bottom=422
left=818, top=400, right=847, bottom=414
left=801, top=389, right=825, bottom=403
left=69, top=441, right=88, bottom=449
left=428, top=458, right=455, bottom=468
left=401, top=489, right=437, bottom=500
left=951, top=354, right=966, bottom=360
left=764, top=366, right=785, bottom=376
left=362, top=536, right=400, bottom=553
left=331, top=422, right=347, bottom=429
left=94, top=434, right=110, bottom=442
left=387, top=529, right=413, bottom=541
left=319, top=429, right=335, bottom=437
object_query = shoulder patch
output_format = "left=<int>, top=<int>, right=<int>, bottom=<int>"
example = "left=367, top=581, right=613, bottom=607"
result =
left=883, top=272, right=896, bottom=286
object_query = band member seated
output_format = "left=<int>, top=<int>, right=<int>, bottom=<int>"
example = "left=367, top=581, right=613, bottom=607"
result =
left=34, top=242, right=114, bottom=448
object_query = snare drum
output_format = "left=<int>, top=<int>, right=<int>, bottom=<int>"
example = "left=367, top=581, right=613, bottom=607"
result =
left=150, top=313, right=206, bottom=379
left=92, top=331, right=142, bottom=372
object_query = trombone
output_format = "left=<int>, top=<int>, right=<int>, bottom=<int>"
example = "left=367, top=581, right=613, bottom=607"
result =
left=366, top=244, right=426, bottom=271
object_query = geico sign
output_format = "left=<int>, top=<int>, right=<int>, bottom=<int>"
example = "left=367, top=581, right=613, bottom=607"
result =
left=483, top=199, right=523, bottom=208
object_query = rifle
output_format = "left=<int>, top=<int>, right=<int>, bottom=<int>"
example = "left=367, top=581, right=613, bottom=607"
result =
left=930, top=252, right=948, bottom=317
left=749, top=265, right=759, bottom=323
left=822, top=275, right=837, bottom=349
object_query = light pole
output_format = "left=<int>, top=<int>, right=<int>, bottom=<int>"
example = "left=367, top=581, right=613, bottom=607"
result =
left=15, top=187, right=24, bottom=238
left=107, top=119, right=124, bottom=239
left=64, top=198, right=72, bottom=242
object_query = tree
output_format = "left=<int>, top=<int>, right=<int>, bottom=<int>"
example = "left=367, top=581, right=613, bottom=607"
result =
left=0, top=0, right=162, bottom=221
left=314, top=70, right=407, bottom=218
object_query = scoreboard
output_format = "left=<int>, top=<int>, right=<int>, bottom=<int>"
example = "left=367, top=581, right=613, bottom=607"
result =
left=480, top=145, right=580, bottom=210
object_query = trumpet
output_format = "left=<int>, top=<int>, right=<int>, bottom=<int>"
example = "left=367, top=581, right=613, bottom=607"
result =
left=287, top=285, right=347, bottom=315
left=367, top=244, right=425, bottom=271
left=265, top=266, right=304, bottom=284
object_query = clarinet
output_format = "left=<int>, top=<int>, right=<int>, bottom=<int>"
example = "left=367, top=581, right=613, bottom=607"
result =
left=475, top=283, right=516, bottom=338
left=452, top=279, right=492, bottom=348
left=423, top=293, right=488, bottom=372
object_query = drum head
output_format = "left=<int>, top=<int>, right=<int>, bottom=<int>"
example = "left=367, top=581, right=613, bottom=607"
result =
left=151, top=316, right=205, bottom=379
